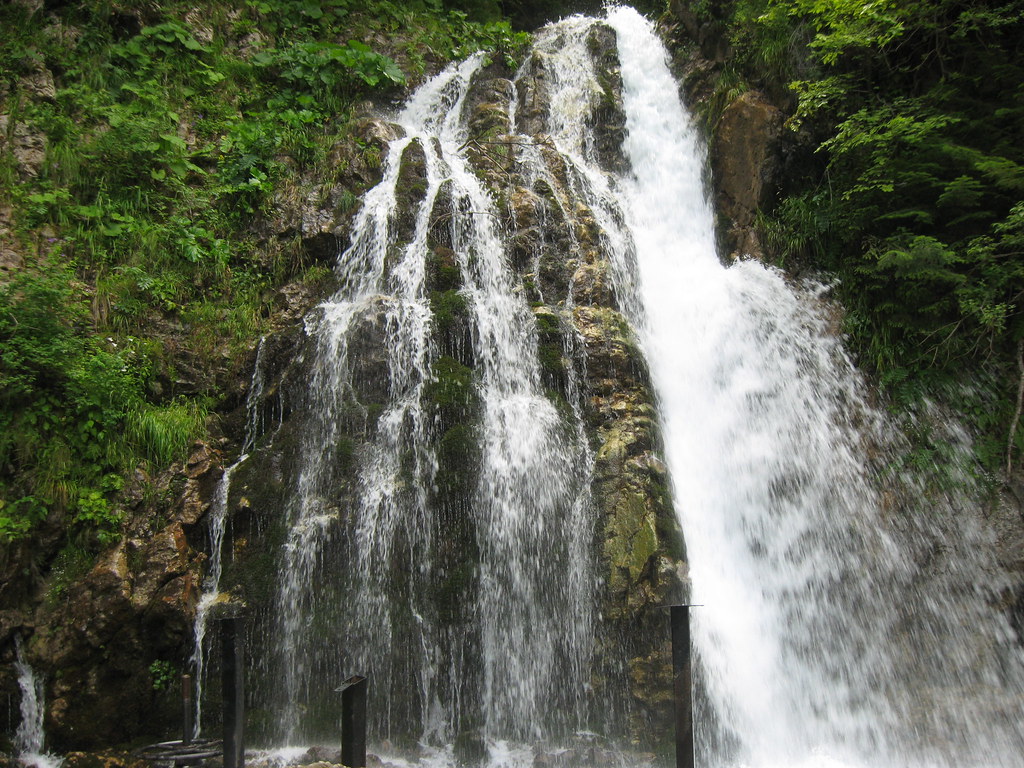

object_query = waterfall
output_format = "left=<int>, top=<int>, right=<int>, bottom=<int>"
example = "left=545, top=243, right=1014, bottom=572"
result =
left=271, top=50, right=596, bottom=749
left=255, top=5, right=1024, bottom=766
left=13, top=637, right=61, bottom=768
left=600, top=6, right=1024, bottom=768
left=191, top=336, right=271, bottom=737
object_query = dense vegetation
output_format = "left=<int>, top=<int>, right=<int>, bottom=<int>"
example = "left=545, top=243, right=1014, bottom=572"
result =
left=0, top=0, right=527, bottom=547
left=694, top=0, right=1024, bottom=471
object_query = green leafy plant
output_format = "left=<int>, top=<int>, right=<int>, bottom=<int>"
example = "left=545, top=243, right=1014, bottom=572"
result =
left=149, top=660, right=177, bottom=692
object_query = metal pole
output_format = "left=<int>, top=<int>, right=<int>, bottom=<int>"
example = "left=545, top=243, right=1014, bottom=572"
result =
left=181, top=674, right=193, bottom=746
left=671, top=605, right=694, bottom=768
left=339, top=675, right=367, bottom=768
left=220, top=617, right=245, bottom=768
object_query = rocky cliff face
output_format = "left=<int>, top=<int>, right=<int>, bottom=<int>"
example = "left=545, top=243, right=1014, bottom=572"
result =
left=0, top=444, right=215, bottom=749
left=0, top=59, right=398, bottom=747
left=215, top=27, right=685, bottom=744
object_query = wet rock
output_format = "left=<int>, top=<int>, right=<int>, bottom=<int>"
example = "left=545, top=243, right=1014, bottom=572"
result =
left=427, top=180, right=456, bottom=251
left=343, top=295, right=392, bottom=407
left=711, top=90, right=784, bottom=260
left=586, top=24, right=628, bottom=174
left=515, top=52, right=550, bottom=138
left=453, top=729, right=487, bottom=764
left=62, top=751, right=149, bottom=768
left=127, top=523, right=193, bottom=610
left=467, top=78, right=515, bottom=141
left=991, top=477, right=1024, bottom=639
left=298, top=746, right=342, bottom=764
left=275, top=281, right=328, bottom=328
left=392, top=139, right=428, bottom=247
left=570, top=256, right=615, bottom=308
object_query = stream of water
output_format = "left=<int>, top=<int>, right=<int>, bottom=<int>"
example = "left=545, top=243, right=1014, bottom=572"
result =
left=13, top=637, right=61, bottom=768
left=191, top=336, right=271, bottom=737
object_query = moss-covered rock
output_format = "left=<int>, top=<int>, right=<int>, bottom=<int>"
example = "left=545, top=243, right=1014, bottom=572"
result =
left=435, top=423, right=480, bottom=502
left=388, top=139, right=430, bottom=271
left=426, top=246, right=463, bottom=293
left=586, top=24, right=629, bottom=175
left=424, top=355, right=476, bottom=432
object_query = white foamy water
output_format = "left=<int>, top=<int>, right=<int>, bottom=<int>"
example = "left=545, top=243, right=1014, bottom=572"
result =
left=602, top=5, right=1024, bottom=768
left=271, top=49, right=596, bottom=747
left=14, top=637, right=62, bottom=768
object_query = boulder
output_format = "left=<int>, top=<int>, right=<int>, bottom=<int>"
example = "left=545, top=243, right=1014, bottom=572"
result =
left=711, top=90, right=785, bottom=261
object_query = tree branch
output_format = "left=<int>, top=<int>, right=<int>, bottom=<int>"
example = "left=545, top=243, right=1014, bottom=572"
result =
left=1006, top=339, right=1024, bottom=475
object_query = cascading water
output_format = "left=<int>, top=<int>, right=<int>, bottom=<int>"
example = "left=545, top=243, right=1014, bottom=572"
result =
left=13, top=637, right=61, bottom=768
left=599, top=6, right=1024, bottom=768
left=256, top=5, right=1024, bottom=766
left=270, top=50, right=597, bottom=750
left=191, top=336, right=271, bottom=737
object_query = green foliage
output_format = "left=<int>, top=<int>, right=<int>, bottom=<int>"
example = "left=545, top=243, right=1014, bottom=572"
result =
left=127, top=401, right=209, bottom=469
left=446, top=14, right=530, bottom=68
left=0, top=259, right=205, bottom=544
left=149, top=659, right=177, bottom=692
left=252, top=40, right=405, bottom=93
left=721, top=0, right=1024, bottom=470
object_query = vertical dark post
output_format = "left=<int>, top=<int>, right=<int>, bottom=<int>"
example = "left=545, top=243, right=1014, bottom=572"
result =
left=671, top=605, right=694, bottom=768
left=339, top=675, right=367, bottom=768
left=221, top=617, right=245, bottom=768
left=181, top=674, right=193, bottom=746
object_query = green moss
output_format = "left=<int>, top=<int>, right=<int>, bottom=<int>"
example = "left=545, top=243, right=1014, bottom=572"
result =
left=336, top=435, right=355, bottom=472
left=425, top=356, right=474, bottom=415
left=605, top=491, right=658, bottom=588
left=430, top=289, right=469, bottom=337
left=435, top=423, right=479, bottom=500
left=423, top=358, right=471, bottom=409
left=538, top=342, right=564, bottom=379
left=533, top=178, right=558, bottom=205
left=534, top=310, right=561, bottom=339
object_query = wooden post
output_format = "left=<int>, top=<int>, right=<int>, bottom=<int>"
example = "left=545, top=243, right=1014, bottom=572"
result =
left=339, top=675, right=367, bottom=768
left=220, top=617, right=245, bottom=768
left=181, top=674, right=193, bottom=745
left=671, top=605, right=694, bottom=768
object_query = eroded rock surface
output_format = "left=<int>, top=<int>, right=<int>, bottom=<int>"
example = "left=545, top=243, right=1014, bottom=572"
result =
left=5, top=443, right=219, bottom=748
left=711, top=89, right=784, bottom=261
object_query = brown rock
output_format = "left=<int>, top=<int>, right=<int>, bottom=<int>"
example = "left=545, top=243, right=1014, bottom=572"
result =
left=185, top=441, right=215, bottom=478
left=711, top=90, right=784, bottom=260
left=184, top=8, right=214, bottom=46
left=129, top=524, right=191, bottom=609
